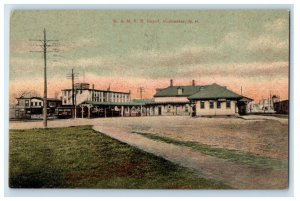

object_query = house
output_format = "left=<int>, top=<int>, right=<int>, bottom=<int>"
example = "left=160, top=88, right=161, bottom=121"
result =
left=10, top=96, right=62, bottom=119
left=149, top=79, right=246, bottom=117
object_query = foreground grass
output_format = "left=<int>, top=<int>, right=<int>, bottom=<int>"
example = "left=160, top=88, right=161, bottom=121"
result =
left=132, top=131, right=287, bottom=170
left=9, top=126, right=231, bottom=189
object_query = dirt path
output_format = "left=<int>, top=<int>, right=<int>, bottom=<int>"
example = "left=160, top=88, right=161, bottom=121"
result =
left=93, top=125, right=288, bottom=189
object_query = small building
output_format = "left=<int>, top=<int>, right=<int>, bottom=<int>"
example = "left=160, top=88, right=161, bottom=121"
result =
left=188, top=83, right=242, bottom=116
left=237, top=96, right=254, bottom=115
left=273, top=100, right=289, bottom=114
left=10, top=96, right=62, bottom=119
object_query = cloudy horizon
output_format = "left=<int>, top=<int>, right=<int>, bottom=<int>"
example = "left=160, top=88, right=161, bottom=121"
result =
left=10, top=10, right=289, bottom=103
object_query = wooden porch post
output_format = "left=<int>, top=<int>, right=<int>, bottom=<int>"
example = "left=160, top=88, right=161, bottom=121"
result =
left=121, top=106, right=124, bottom=117
left=88, top=104, right=91, bottom=118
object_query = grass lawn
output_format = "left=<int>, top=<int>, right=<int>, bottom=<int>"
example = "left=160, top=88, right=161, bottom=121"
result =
left=9, top=126, right=231, bottom=189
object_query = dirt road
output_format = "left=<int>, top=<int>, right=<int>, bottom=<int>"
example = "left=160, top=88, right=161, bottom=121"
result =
left=9, top=116, right=289, bottom=189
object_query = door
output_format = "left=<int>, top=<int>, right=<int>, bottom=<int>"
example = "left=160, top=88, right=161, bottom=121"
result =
left=158, top=107, right=162, bottom=115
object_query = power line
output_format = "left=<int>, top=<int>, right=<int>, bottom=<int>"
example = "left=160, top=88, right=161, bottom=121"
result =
left=29, top=28, right=59, bottom=128
left=66, top=69, right=79, bottom=119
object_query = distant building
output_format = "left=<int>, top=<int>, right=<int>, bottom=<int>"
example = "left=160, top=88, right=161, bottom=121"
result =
left=10, top=96, right=62, bottom=119
left=250, top=97, right=276, bottom=113
left=273, top=100, right=289, bottom=114
left=61, top=83, right=131, bottom=106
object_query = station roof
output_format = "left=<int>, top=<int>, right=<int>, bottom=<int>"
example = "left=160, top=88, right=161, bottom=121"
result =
left=154, top=85, right=210, bottom=97
left=188, top=83, right=242, bottom=100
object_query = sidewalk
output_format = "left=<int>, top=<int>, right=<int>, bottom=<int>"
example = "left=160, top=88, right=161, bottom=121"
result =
left=93, top=125, right=288, bottom=189
left=238, top=115, right=288, bottom=124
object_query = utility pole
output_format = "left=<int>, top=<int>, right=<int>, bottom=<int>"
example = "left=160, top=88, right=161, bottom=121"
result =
left=138, top=87, right=145, bottom=100
left=43, top=29, right=47, bottom=128
left=269, top=90, right=272, bottom=111
left=240, top=86, right=243, bottom=96
left=92, top=84, right=95, bottom=101
left=137, top=87, right=145, bottom=116
left=66, top=69, right=79, bottom=118
left=30, top=28, right=59, bottom=128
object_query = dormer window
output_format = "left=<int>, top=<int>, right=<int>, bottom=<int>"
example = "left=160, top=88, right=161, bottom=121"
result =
left=177, top=87, right=183, bottom=95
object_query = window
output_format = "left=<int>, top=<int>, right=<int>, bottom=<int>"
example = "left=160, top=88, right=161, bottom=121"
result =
left=39, top=102, right=42, bottom=106
left=35, top=102, right=38, bottom=106
left=209, top=101, right=214, bottom=109
left=31, top=102, right=34, bottom=106
left=25, top=100, right=29, bottom=107
left=177, top=88, right=183, bottom=95
left=200, top=101, right=205, bottom=109
left=226, top=100, right=231, bottom=108
left=217, top=101, right=221, bottom=109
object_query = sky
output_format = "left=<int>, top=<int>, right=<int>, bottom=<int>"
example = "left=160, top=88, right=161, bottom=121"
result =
left=9, top=10, right=289, bottom=102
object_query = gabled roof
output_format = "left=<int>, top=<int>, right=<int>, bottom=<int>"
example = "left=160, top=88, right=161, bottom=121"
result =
left=188, top=83, right=242, bottom=100
left=239, top=96, right=254, bottom=102
left=17, top=96, right=61, bottom=101
left=154, top=85, right=209, bottom=97
left=17, top=96, right=43, bottom=100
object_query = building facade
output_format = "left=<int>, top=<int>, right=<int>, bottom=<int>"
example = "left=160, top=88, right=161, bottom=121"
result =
left=61, top=83, right=131, bottom=106
left=150, top=80, right=243, bottom=117
left=60, top=83, right=137, bottom=118
left=150, top=80, right=200, bottom=116
left=188, top=83, right=242, bottom=116
left=10, top=96, right=62, bottom=119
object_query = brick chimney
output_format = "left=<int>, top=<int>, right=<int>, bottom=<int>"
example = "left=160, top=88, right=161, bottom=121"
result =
left=170, top=79, right=173, bottom=87
left=192, top=80, right=195, bottom=86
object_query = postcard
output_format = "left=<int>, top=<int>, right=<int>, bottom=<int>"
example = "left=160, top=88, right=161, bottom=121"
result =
left=9, top=9, right=289, bottom=189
